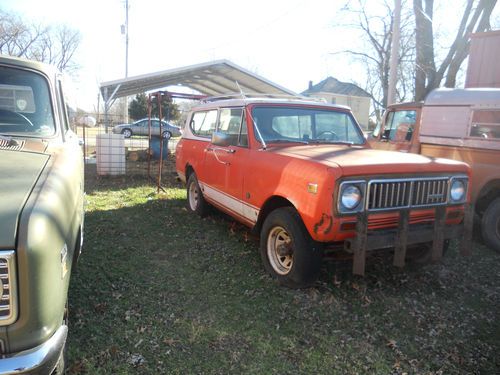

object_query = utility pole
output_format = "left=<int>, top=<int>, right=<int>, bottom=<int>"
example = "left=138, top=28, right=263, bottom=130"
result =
left=388, top=0, right=401, bottom=106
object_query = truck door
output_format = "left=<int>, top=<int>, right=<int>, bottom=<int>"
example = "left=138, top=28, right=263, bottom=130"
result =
left=203, top=107, right=250, bottom=222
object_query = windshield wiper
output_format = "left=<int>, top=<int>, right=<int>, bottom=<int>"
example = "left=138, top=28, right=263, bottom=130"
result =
left=309, top=140, right=354, bottom=146
left=266, top=139, right=309, bottom=145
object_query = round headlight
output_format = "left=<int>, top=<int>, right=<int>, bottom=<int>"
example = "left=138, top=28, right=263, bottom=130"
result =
left=341, top=185, right=362, bottom=210
left=450, top=179, right=465, bottom=202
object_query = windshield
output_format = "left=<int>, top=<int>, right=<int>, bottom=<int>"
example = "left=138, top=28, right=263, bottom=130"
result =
left=251, top=106, right=365, bottom=145
left=0, top=66, right=55, bottom=137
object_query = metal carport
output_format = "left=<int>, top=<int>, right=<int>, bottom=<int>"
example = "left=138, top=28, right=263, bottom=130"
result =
left=99, top=59, right=298, bottom=124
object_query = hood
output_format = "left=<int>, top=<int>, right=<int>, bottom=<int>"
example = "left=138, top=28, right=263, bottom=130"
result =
left=0, top=149, right=49, bottom=248
left=272, top=144, right=468, bottom=176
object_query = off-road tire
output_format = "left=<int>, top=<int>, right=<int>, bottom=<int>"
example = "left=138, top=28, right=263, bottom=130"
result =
left=187, top=173, right=208, bottom=217
left=260, top=207, right=322, bottom=288
left=481, top=197, right=500, bottom=253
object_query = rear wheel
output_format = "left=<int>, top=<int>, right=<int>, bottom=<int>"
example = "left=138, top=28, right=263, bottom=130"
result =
left=481, top=197, right=500, bottom=253
left=260, top=207, right=322, bottom=288
left=187, top=173, right=208, bottom=217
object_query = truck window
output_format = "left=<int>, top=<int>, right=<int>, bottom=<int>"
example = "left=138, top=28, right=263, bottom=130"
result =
left=190, top=110, right=217, bottom=137
left=469, top=110, right=500, bottom=139
left=382, top=110, right=416, bottom=142
left=217, top=108, right=247, bottom=147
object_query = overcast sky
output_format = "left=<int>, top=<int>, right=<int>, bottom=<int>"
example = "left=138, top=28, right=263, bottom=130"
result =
left=2, top=0, right=497, bottom=111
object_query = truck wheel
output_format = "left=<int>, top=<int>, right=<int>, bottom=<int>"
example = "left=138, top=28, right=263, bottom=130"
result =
left=260, top=207, right=322, bottom=288
left=187, top=173, right=208, bottom=217
left=481, top=197, right=500, bottom=253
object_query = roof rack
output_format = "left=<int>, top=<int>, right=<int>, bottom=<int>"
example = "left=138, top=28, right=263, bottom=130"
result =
left=201, top=92, right=326, bottom=103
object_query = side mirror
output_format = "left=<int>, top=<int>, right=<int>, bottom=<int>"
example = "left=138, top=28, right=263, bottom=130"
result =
left=211, top=131, right=231, bottom=147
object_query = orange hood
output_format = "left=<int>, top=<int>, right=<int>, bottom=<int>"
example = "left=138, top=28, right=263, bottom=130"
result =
left=271, top=144, right=469, bottom=177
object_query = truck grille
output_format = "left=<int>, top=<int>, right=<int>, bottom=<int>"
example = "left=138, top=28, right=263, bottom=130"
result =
left=367, top=178, right=448, bottom=211
left=0, top=251, right=17, bottom=325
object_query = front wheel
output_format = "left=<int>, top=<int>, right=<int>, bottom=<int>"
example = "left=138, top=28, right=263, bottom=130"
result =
left=186, top=173, right=208, bottom=217
left=162, top=131, right=172, bottom=140
left=122, top=128, right=132, bottom=138
left=260, top=207, right=322, bottom=288
left=481, top=197, right=500, bottom=253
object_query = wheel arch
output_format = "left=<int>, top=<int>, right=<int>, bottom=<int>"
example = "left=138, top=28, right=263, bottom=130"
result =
left=185, top=163, right=195, bottom=180
left=254, top=195, right=296, bottom=233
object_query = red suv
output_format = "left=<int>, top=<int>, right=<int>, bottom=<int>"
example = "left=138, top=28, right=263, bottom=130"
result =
left=176, top=96, right=471, bottom=288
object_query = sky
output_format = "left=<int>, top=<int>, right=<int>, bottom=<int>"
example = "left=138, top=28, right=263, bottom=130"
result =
left=2, top=0, right=498, bottom=111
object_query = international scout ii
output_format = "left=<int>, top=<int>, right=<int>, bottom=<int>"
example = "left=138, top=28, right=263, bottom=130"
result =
left=369, top=88, right=500, bottom=253
left=0, top=56, right=84, bottom=373
left=176, top=96, right=471, bottom=288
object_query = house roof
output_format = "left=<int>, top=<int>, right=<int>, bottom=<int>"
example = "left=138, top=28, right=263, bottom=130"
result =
left=301, top=77, right=371, bottom=98
left=100, top=60, right=297, bottom=102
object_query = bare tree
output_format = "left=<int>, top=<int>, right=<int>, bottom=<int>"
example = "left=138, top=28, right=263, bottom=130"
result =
left=0, top=10, right=81, bottom=72
left=336, top=0, right=416, bottom=119
left=414, top=0, right=497, bottom=100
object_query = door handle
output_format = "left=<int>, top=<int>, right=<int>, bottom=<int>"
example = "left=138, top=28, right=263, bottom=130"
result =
left=207, top=147, right=236, bottom=154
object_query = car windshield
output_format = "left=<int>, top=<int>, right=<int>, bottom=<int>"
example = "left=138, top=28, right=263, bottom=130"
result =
left=251, top=106, right=365, bottom=145
left=0, top=66, right=55, bottom=137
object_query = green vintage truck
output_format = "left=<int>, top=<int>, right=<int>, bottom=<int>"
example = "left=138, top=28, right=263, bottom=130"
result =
left=0, top=56, right=84, bottom=373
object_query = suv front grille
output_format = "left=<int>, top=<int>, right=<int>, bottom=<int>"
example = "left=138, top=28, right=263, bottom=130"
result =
left=367, top=178, right=449, bottom=211
left=0, top=251, right=17, bottom=325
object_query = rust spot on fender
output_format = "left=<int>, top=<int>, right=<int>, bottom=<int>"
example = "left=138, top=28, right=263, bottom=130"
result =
left=314, top=213, right=333, bottom=235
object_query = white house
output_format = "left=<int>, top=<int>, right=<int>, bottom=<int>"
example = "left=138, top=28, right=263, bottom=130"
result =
left=302, top=77, right=371, bottom=130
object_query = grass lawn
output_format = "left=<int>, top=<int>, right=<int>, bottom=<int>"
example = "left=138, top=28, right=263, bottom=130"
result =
left=67, top=168, right=499, bottom=374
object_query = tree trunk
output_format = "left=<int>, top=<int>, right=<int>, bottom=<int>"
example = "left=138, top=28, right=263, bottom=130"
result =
left=413, top=0, right=435, bottom=101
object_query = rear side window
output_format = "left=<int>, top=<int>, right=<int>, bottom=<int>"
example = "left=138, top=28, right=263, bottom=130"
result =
left=190, top=110, right=217, bottom=137
left=217, top=107, right=248, bottom=147
left=0, top=66, right=55, bottom=136
left=469, top=110, right=500, bottom=139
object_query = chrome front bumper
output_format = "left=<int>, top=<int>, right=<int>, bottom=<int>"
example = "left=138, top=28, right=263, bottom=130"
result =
left=0, top=325, right=67, bottom=374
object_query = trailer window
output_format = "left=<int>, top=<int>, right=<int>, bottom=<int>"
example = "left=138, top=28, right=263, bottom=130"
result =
left=469, top=110, right=500, bottom=140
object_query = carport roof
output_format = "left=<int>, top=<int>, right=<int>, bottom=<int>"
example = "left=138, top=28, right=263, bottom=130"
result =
left=100, top=59, right=297, bottom=101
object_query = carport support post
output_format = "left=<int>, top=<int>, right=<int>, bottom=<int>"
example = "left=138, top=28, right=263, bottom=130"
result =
left=352, top=211, right=368, bottom=276
left=147, top=94, right=153, bottom=180
left=157, top=92, right=164, bottom=193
